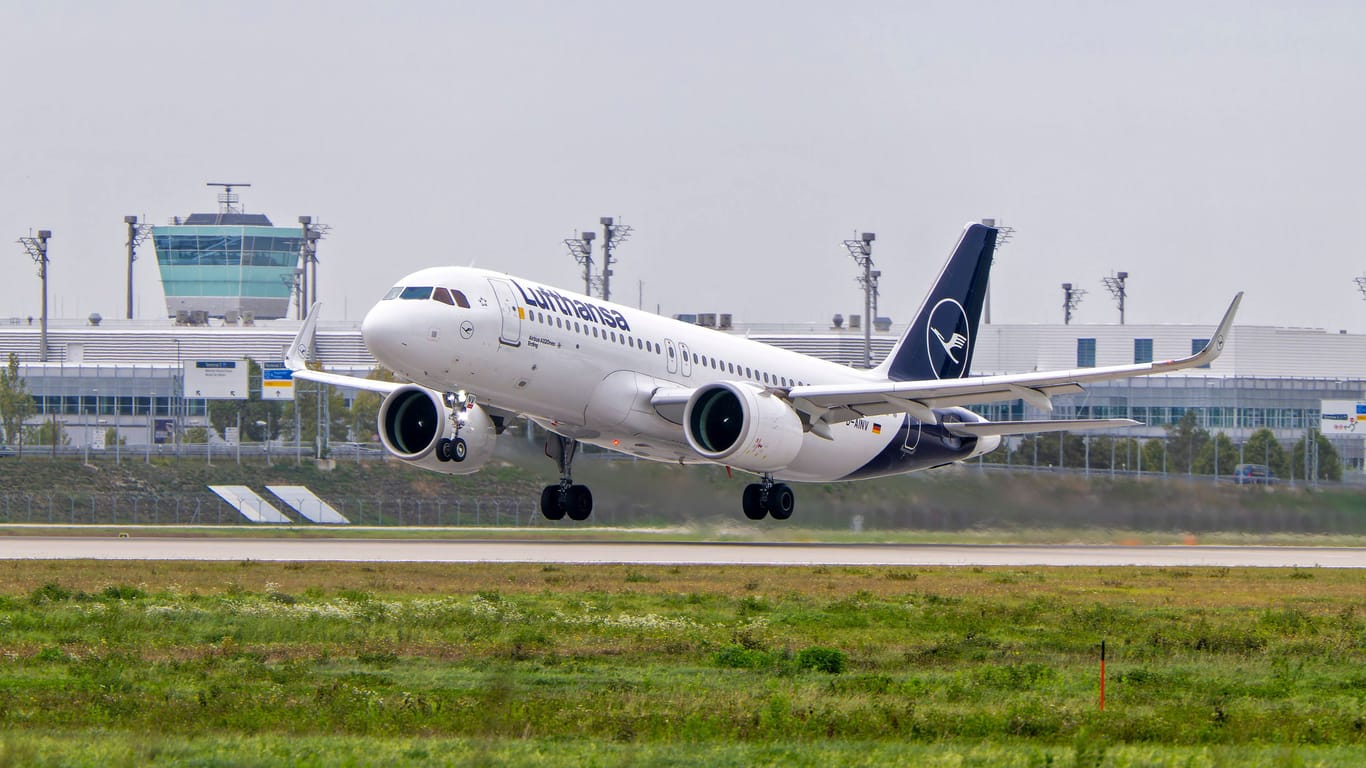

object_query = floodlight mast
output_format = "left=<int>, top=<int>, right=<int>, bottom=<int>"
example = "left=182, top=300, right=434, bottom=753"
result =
left=979, top=219, right=1014, bottom=324
left=1355, top=274, right=1366, bottom=301
left=599, top=217, right=632, bottom=302
left=297, top=216, right=329, bottom=320
left=843, top=232, right=877, bottom=368
left=1101, top=270, right=1129, bottom=324
left=1062, top=282, right=1087, bottom=325
left=124, top=215, right=152, bottom=319
left=17, top=230, right=52, bottom=361
left=563, top=231, right=596, bottom=296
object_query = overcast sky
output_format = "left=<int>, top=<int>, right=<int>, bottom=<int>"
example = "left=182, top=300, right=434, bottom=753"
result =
left=2, top=1, right=1364, bottom=332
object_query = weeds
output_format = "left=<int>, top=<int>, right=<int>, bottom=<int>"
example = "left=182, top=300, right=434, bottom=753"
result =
left=0, top=563, right=1364, bottom=764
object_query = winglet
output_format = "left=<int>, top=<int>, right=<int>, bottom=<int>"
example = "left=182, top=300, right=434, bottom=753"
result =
left=286, top=303, right=323, bottom=370
left=1181, top=292, right=1242, bottom=369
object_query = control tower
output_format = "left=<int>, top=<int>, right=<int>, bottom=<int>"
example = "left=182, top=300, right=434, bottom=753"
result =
left=151, top=183, right=303, bottom=322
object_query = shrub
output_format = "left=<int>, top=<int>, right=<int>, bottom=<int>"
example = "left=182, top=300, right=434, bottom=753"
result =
left=796, top=647, right=847, bottom=674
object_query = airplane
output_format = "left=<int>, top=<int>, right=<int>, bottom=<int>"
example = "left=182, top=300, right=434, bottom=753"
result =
left=286, top=222, right=1242, bottom=522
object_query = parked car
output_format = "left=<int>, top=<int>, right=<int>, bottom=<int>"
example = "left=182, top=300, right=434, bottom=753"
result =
left=1233, top=463, right=1275, bottom=485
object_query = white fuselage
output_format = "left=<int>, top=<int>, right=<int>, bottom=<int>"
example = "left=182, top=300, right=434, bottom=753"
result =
left=360, top=267, right=977, bottom=482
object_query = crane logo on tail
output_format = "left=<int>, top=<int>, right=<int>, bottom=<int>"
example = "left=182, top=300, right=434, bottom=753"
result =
left=925, top=298, right=970, bottom=379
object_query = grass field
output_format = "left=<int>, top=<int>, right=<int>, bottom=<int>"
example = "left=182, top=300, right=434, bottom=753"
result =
left=1, top=560, right=1364, bottom=766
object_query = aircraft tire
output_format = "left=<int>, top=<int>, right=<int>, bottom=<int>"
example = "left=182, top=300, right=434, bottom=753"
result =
left=435, top=438, right=453, bottom=462
left=540, top=486, right=566, bottom=520
left=767, top=484, right=795, bottom=520
left=451, top=437, right=468, bottom=462
left=565, top=484, right=593, bottom=521
left=742, top=484, right=767, bottom=520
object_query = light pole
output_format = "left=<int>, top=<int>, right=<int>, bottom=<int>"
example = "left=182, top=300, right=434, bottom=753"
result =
left=17, top=230, right=52, bottom=362
left=256, top=419, right=270, bottom=465
left=1102, top=271, right=1129, bottom=324
left=1062, top=282, right=1086, bottom=325
left=843, top=232, right=876, bottom=368
left=598, top=217, right=632, bottom=301
left=564, top=231, right=596, bottom=296
left=124, top=216, right=152, bottom=320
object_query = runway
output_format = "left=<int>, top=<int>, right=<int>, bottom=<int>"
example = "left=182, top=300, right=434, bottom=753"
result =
left=0, top=537, right=1363, bottom=567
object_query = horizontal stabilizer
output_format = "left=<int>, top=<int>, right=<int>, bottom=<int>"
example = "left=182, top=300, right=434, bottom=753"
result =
left=944, top=418, right=1141, bottom=438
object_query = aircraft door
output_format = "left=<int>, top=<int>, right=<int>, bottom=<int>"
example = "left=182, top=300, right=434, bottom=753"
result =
left=665, top=339, right=678, bottom=374
left=487, top=279, right=522, bottom=347
left=678, top=342, right=693, bottom=377
left=900, top=415, right=922, bottom=455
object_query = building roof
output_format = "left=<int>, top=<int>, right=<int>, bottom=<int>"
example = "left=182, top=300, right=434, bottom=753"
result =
left=179, top=212, right=275, bottom=226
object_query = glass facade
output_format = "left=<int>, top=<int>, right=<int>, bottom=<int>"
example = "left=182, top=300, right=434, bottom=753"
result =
left=152, top=225, right=303, bottom=318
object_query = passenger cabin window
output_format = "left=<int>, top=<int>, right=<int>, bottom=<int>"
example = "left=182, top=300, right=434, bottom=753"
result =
left=400, top=286, right=433, bottom=300
left=432, top=288, right=455, bottom=305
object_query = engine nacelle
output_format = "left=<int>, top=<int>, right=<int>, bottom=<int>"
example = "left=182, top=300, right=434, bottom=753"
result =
left=937, top=406, right=1001, bottom=458
left=683, top=381, right=804, bottom=472
left=376, top=385, right=496, bottom=475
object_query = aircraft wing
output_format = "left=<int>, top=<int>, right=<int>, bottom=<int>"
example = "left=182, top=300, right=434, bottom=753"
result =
left=286, top=303, right=404, bottom=395
left=787, top=292, right=1242, bottom=427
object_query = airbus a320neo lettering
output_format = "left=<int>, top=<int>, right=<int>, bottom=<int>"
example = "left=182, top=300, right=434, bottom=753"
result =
left=287, top=222, right=1241, bottom=521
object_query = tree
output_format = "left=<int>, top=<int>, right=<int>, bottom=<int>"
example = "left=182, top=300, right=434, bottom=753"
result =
left=281, top=378, right=349, bottom=454
left=1010, top=432, right=1087, bottom=468
left=1243, top=428, right=1290, bottom=480
left=348, top=366, right=398, bottom=443
left=24, top=418, right=69, bottom=448
left=1292, top=433, right=1342, bottom=482
left=0, top=352, right=36, bottom=453
left=1194, top=431, right=1236, bottom=476
left=1165, top=411, right=1210, bottom=477
left=207, top=359, right=284, bottom=443
left=1141, top=438, right=1167, bottom=474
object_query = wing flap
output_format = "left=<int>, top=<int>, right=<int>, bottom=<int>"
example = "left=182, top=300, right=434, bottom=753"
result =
left=944, top=418, right=1141, bottom=438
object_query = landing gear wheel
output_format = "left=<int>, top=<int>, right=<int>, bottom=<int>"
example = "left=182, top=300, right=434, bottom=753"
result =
left=742, top=484, right=767, bottom=520
left=565, top=484, right=593, bottom=521
left=450, top=437, right=468, bottom=462
left=435, top=438, right=453, bottom=462
left=767, top=483, right=795, bottom=520
left=540, top=485, right=566, bottom=520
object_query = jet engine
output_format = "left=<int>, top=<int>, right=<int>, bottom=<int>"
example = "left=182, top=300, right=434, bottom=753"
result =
left=376, top=385, right=496, bottom=475
left=683, top=382, right=804, bottom=472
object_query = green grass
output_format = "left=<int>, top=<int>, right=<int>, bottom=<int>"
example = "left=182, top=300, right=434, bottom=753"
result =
left=0, top=562, right=1364, bottom=764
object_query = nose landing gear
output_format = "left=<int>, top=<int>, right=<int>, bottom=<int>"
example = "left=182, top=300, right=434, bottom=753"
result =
left=434, top=391, right=471, bottom=463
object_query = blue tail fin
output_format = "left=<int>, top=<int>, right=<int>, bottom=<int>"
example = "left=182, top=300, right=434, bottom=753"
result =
left=874, top=222, right=998, bottom=382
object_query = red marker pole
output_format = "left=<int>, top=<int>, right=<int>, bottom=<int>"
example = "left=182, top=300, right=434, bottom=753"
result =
left=1099, top=639, right=1106, bottom=712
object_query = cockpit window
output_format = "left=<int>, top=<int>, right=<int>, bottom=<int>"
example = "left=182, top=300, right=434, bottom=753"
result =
left=400, top=286, right=433, bottom=300
left=451, top=290, right=471, bottom=309
left=432, top=287, right=455, bottom=305
left=382, top=286, right=403, bottom=300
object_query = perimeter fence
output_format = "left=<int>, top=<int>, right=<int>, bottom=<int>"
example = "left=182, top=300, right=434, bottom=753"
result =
left=0, top=493, right=554, bottom=528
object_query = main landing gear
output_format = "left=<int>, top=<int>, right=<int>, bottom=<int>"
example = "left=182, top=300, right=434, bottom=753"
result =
left=434, top=391, right=469, bottom=463
left=540, top=435, right=593, bottom=521
left=741, top=474, right=795, bottom=521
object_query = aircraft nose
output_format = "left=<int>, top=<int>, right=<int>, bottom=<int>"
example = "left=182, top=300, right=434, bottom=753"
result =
left=361, top=301, right=405, bottom=362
